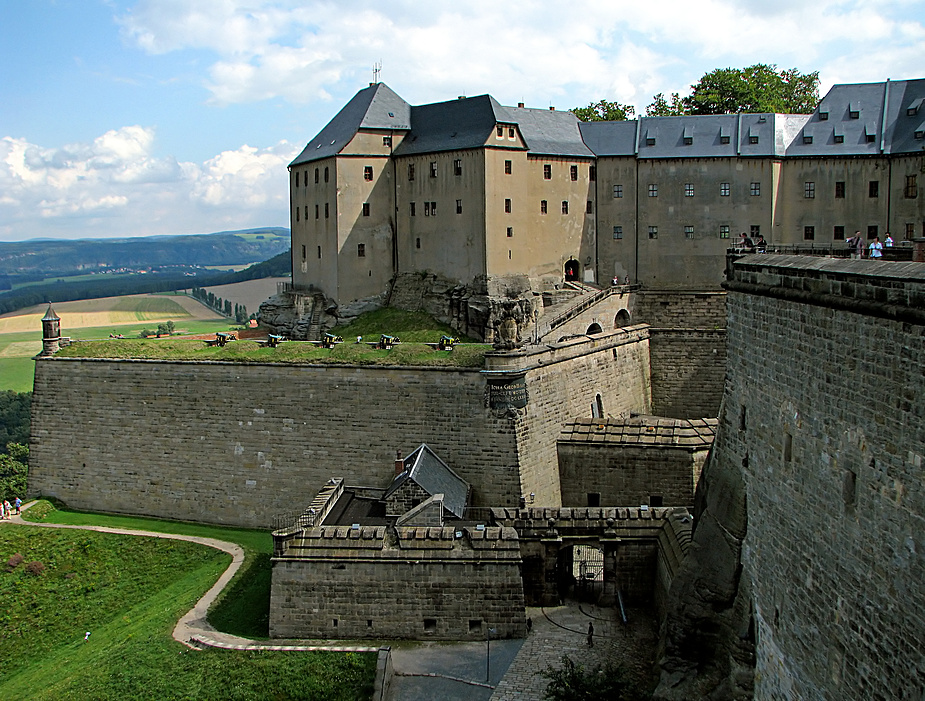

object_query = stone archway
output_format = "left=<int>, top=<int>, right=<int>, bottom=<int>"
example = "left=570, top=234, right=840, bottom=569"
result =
left=564, top=259, right=580, bottom=281
left=614, top=310, right=631, bottom=328
left=586, top=322, right=603, bottom=334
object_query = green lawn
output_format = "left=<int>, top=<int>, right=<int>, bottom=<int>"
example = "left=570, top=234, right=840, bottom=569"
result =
left=6, top=504, right=375, bottom=699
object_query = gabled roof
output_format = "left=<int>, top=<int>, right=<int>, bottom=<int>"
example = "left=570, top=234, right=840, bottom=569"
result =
left=383, top=444, right=470, bottom=518
left=506, top=107, right=594, bottom=158
left=290, top=83, right=411, bottom=167
left=392, top=94, right=510, bottom=157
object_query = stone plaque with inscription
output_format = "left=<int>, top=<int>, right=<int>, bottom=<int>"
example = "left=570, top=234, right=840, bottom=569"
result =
left=489, top=376, right=528, bottom=409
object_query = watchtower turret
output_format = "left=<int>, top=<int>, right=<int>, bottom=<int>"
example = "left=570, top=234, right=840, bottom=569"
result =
left=40, top=304, right=61, bottom=356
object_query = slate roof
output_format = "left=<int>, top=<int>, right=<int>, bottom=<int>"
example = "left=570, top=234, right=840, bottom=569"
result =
left=883, top=79, right=925, bottom=154
left=559, top=416, right=717, bottom=449
left=505, top=106, right=594, bottom=158
left=383, top=444, right=470, bottom=519
left=290, top=83, right=411, bottom=166
left=578, top=120, right=638, bottom=156
left=392, top=94, right=511, bottom=157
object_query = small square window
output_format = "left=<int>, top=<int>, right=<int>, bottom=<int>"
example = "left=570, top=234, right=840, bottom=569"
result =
left=543, top=164, right=552, bottom=180
left=469, top=619, right=482, bottom=633
left=408, top=163, right=415, bottom=181
left=586, top=200, right=593, bottom=214
left=383, top=136, right=392, bottom=147
left=364, top=166, right=373, bottom=181
left=720, top=182, right=730, bottom=197
left=749, top=135, right=759, bottom=144
left=833, top=225, right=845, bottom=240
left=456, top=199, right=462, bottom=214
left=719, top=225, right=730, bottom=239
left=803, top=135, right=813, bottom=144
left=540, top=200, right=547, bottom=214
left=915, top=129, right=924, bottom=140
left=720, top=135, right=730, bottom=144
left=648, top=226, right=658, bottom=239
left=646, top=136, right=656, bottom=146
left=684, top=225, right=695, bottom=239
left=561, top=201, right=569, bottom=214
left=430, top=162, right=437, bottom=178
left=849, top=109, right=860, bottom=119
left=835, top=182, right=845, bottom=198
left=867, top=225, right=878, bottom=239
left=819, top=111, right=828, bottom=121
left=648, top=184, right=658, bottom=197
left=410, top=202, right=415, bottom=217
left=454, top=159, right=462, bottom=176
left=684, top=183, right=694, bottom=197
left=804, top=182, right=815, bottom=199
left=424, top=618, right=437, bottom=633
left=613, top=226, right=623, bottom=239
left=683, top=136, right=693, bottom=145
left=650, top=495, right=664, bottom=507
left=613, top=184, right=623, bottom=198
left=834, top=134, right=844, bottom=143
left=866, top=133, right=876, bottom=143
left=506, top=227, right=513, bottom=238
left=570, top=165, right=578, bottom=181
left=587, top=492, right=601, bottom=507
left=504, top=160, right=512, bottom=175
left=869, top=181, right=879, bottom=198
left=804, top=225, right=815, bottom=240
left=362, top=202, right=370, bottom=216
left=357, top=243, right=365, bottom=257
left=504, top=198, right=512, bottom=213
left=750, top=182, right=761, bottom=196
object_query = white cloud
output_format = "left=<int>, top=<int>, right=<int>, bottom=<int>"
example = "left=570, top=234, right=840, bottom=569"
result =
left=0, top=129, right=297, bottom=241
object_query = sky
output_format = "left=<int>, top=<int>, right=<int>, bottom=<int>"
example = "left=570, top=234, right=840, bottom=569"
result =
left=1, top=0, right=924, bottom=242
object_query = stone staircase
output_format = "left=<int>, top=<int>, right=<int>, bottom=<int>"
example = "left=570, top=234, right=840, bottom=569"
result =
left=535, top=283, right=630, bottom=341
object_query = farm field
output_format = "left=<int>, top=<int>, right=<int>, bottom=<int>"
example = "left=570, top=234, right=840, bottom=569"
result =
left=200, top=276, right=288, bottom=314
left=0, top=294, right=233, bottom=393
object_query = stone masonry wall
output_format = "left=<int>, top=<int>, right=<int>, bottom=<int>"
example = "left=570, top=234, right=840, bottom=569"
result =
left=648, top=330, right=726, bottom=418
left=631, top=291, right=727, bottom=329
left=719, top=256, right=925, bottom=700
left=270, top=525, right=526, bottom=640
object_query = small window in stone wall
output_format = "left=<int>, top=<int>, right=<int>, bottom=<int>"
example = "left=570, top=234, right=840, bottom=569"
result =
left=783, top=432, right=793, bottom=462
left=333, top=619, right=338, bottom=628
left=367, top=619, right=373, bottom=628
left=469, top=619, right=482, bottom=632
left=424, top=619, right=437, bottom=633
left=587, top=493, right=600, bottom=507
left=650, top=495, right=664, bottom=507
left=739, top=404, right=747, bottom=431
left=842, top=468, right=857, bottom=511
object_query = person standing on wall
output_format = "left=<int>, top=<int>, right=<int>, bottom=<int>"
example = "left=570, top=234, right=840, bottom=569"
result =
left=884, top=232, right=894, bottom=247
left=869, top=236, right=883, bottom=259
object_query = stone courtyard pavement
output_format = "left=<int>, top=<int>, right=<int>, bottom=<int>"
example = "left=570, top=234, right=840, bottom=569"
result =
left=489, top=602, right=659, bottom=701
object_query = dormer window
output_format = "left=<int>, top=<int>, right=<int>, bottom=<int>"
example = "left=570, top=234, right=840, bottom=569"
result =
left=907, top=98, right=924, bottom=116
left=849, top=103, right=860, bottom=119
left=720, top=128, right=730, bottom=144
left=819, top=111, right=829, bottom=121
left=802, top=133, right=813, bottom=144
left=834, top=131, right=844, bottom=144
left=748, top=127, right=759, bottom=145
left=914, top=124, right=925, bottom=140
left=683, top=126, right=693, bottom=145
left=496, top=125, right=504, bottom=138
left=645, top=130, right=656, bottom=146
left=865, top=124, right=877, bottom=143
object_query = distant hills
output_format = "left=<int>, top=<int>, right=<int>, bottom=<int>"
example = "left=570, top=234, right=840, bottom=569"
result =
left=0, top=228, right=291, bottom=315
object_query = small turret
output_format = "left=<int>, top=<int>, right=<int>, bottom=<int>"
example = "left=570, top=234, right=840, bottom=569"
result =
left=40, top=304, right=61, bottom=356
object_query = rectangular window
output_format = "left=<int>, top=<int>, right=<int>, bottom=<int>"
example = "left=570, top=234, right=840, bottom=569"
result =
left=750, top=182, right=761, bottom=196
left=362, top=202, right=370, bottom=216
left=408, top=164, right=415, bottom=181
left=803, top=135, right=813, bottom=144
left=508, top=127, right=515, bottom=139
left=720, top=182, right=730, bottom=196
left=819, top=111, right=829, bottom=121
left=454, top=159, right=462, bottom=176
left=410, top=202, right=416, bottom=217
left=586, top=200, right=593, bottom=214
left=540, top=200, right=547, bottom=214
left=504, top=198, right=512, bottom=213
left=751, top=225, right=760, bottom=237
left=324, top=167, right=329, bottom=183
left=317, top=246, right=322, bottom=259
left=804, top=182, right=815, bottom=198
left=430, top=201, right=437, bottom=215
left=315, top=204, right=319, bottom=219
left=804, top=225, right=815, bottom=240
left=684, top=183, right=694, bottom=197
left=314, top=168, right=319, bottom=184
left=720, top=135, right=730, bottom=144
left=835, top=181, right=845, bottom=198
left=849, top=108, right=860, bottom=119
left=383, top=136, right=392, bottom=147
left=506, top=227, right=513, bottom=238
left=301, top=245, right=306, bottom=259
left=324, top=203, right=329, bottom=218
left=905, top=175, right=918, bottom=198
left=424, top=202, right=430, bottom=217
left=646, top=136, right=655, bottom=146
left=613, top=184, right=623, bottom=198
left=357, top=243, right=365, bottom=257
left=684, top=135, right=693, bottom=145
left=416, top=237, right=421, bottom=249
left=719, top=225, right=730, bottom=239
left=834, top=225, right=845, bottom=240
left=504, top=160, right=512, bottom=175
left=589, top=166, right=596, bottom=181
left=648, top=184, right=658, bottom=197
left=561, top=200, right=569, bottom=214
left=543, top=164, right=552, bottom=179
left=613, top=226, right=623, bottom=239
left=648, top=226, right=658, bottom=239
left=456, top=199, right=462, bottom=214
left=304, top=206, right=308, bottom=220
left=868, top=225, right=878, bottom=239
left=295, top=207, right=300, bottom=222
left=570, top=165, right=578, bottom=181
left=496, top=125, right=504, bottom=137
left=429, top=161, right=437, bottom=178
left=869, top=180, right=879, bottom=197
left=295, top=172, right=300, bottom=187
left=749, top=135, right=759, bottom=144
left=834, top=134, right=844, bottom=143
left=684, top=225, right=695, bottom=239
left=364, top=166, right=373, bottom=181
left=906, top=223, right=915, bottom=240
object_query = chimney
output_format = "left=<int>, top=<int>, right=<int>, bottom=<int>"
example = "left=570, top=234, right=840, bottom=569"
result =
left=549, top=106, right=555, bottom=111
left=517, top=102, right=524, bottom=108
left=369, top=82, right=375, bottom=87
left=394, top=450, right=404, bottom=475
left=458, top=95, right=466, bottom=100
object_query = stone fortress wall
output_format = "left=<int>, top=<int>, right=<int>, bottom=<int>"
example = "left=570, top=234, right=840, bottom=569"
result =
left=29, top=326, right=653, bottom=528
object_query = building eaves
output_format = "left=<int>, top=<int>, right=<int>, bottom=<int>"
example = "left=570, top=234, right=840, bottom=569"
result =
left=290, top=83, right=411, bottom=167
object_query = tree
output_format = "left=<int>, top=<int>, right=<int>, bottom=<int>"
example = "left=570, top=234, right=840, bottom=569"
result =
left=572, top=99, right=635, bottom=122
left=685, top=64, right=819, bottom=115
left=541, top=655, right=640, bottom=701
left=0, top=391, right=31, bottom=452
left=0, top=443, right=29, bottom=500
left=645, top=92, right=687, bottom=117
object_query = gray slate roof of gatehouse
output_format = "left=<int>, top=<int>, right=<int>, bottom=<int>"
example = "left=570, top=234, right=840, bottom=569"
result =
left=505, top=107, right=594, bottom=158
left=290, top=83, right=411, bottom=167
left=883, top=79, right=925, bottom=154
left=788, top=82, right=886, bottom=157
left=392, top=94, right=512, bottom=157
left=578, top=120, right=638, bottom=156
left=383, top=444, right=470, bottom=518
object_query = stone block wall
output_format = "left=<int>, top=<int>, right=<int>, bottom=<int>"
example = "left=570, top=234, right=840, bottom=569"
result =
left=270, top=525, right=526, bottom=640
left=631, top=291, right=727, bottom=329
left=720, top=255, right=925, bottom=700
left=648, top=330, right=726, bottom=418
left=385, top=482, right=430, bottom=518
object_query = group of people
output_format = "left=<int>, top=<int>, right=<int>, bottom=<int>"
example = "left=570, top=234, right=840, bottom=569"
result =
left=737, top=233, right=768, bottom=252
left=847, top=231, right=894, bottom=259
left=0, top=497, right=21, bottom=519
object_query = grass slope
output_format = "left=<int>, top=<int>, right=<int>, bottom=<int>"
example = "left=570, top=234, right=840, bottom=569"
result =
left=6, top=508, right=375, bottom=699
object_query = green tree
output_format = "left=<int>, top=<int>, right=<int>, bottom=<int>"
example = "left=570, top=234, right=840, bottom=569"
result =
left=572, top=99, right=635, bottom=121
left=0, top=391, right=31, bottom=452
left=541, top=655, right=641, bottom=701
left=645, top=92, right=687, bottom=116
left=0, top=443, right=29, bottom=500
left=685, top=64, right=819, bottom=115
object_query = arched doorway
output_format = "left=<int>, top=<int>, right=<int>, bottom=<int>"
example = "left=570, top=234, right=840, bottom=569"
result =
left=614, top=310, right=631, bottom=328
left=557, top=543, right=605, bottom=603
left=586, top=323, right=603, bottom=334
left=564, top=258, right=580, bottom=281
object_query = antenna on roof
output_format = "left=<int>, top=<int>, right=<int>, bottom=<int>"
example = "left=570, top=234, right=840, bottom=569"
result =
left=373, top=61, right=382, bottom=84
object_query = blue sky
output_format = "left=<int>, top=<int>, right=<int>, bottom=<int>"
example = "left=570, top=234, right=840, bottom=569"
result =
left=2, top=0, right=924, bottom=242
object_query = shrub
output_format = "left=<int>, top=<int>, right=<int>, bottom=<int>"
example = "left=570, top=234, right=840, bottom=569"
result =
left=541, top=654, right=642, bottom=701
left=5, top=553, right=23, bottom=570
left=24, top=561, right=44, bottom=576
